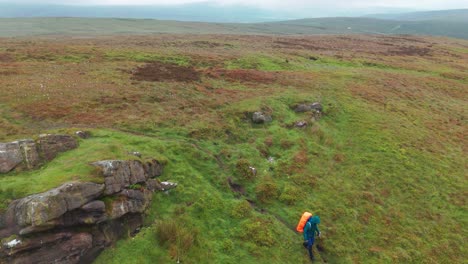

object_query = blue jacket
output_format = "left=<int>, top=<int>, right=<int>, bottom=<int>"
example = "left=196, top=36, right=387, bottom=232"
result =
left=303, top=216, right=320, bottom=241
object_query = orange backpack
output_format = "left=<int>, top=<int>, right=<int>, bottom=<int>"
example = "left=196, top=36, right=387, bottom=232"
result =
left=296, top=212, right=312, bottom=232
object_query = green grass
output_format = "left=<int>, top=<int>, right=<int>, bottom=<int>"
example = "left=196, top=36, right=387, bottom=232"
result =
left=0, top=35, right=466, bottom=263
left=93, top=75, right=463, bottom=263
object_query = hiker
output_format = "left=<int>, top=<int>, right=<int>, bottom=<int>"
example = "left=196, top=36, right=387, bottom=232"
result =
left=303, top=215, right=321, bottom=261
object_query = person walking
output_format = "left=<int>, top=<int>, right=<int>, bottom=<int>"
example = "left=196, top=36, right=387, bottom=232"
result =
left=303, top=215, right=321, bottom=261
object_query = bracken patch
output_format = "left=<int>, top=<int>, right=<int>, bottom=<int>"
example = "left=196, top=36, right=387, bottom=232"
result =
left=131, top=61, right=200, bottom=82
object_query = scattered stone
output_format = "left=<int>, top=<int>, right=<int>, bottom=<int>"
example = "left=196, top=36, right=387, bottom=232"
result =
left=310, top=102, right=323, bottom=112
left=294, top=104, right=312, bottom=113
left=75, top=131, right=91, bottom=139
left=295, top=121, right=308, bottom=128
left=294, top=102, right=323, bottom=113
left=160, top=181, right=178, bottom=191
left=252, top=112, right=272, bottom=124
left=248, top=166, right=257, bottom=176
left=311, top=111, right=322, bottom=122
left=129, top=151, right=142, bottom=158
left=267, top=157, right=276, bottom=163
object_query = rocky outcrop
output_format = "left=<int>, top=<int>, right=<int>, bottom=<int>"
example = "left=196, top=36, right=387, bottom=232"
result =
left=0, top=134, right=78, bottom=173
left=0, top=159, right=176, bottom=264
left=37, top=134, right=78, bottom=162
left=91, top=159, right=164, bottom=195
left=0, top=142, right=22, bottom=173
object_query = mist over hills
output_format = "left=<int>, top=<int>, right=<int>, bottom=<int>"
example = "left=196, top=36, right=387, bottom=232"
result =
left=0, top=3, right=420, bottom=23
left=0, top=5, right=467, bottom=39
left=366, top=9, right=468, bottom=22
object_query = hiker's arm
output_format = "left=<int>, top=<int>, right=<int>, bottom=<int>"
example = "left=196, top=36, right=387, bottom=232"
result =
left=303, top=223, right=309, bottom=241
left=315, top=225, right=320, bottom=237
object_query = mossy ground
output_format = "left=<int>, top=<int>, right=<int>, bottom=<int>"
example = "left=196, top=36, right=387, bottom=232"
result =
left=0, top=34, right=466, bottom=263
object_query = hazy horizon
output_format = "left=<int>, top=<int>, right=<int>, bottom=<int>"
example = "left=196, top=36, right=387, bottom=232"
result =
left=0, top=1, right=467, bottom=22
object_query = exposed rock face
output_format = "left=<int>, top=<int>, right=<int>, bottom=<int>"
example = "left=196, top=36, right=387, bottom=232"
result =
left=3, top=232, right=93, bottom=264
left=252, top=111, right=272, bottom=124
left=0, top=134, right=78, bottom=174
left=0, top=159, right=176, bottom=264
left=0, top=142, right=22, bottom=173
left=108, top=189, right=153, bottom=219
left=92, top=159, right=164, bottom=195
left=18, top=140, right=40, bottom=170
left=38, top=134, right=78, bottom=162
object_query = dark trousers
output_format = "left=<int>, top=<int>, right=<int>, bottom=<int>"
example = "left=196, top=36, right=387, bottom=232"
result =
left=306, top=236, right=315, bottom=260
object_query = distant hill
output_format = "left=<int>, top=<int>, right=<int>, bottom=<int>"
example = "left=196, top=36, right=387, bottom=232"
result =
left=0, top=3, right=289, bottom=23
left=1, top=17, right=467, bottom=39
left=0, top=4, right=419, bottom=23
left=366, top=9, right=468, bottom=22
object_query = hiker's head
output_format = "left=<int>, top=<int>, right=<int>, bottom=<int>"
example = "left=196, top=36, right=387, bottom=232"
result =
left=309, top=215, right=320, bottom=224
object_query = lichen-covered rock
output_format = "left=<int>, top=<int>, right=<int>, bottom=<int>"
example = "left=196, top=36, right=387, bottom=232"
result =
left=1, top=134, right=78, bottom=174
left=0, top=142, right=22, bottom=173
left=294, top=104, right=312, bottom=113
left=37, top=134, right=78, bottom=161
left=18, top=140, right=40, bottom=170
left=310, top=102, right=323, bottom=112
left=92, top=160, right=163, bottom=195
left=0, top=157, right=167, bottom=263
left=108, top=189, right=153, bottom=219
left=252, top=112, right=272, bottom=124
left=294, top=102, right=323, bottom=113
left=11, top=182, right=104, bottom=227
left=146, top=179, right=162, bottom=192
left=1, top=232, right=93, bottom=264
left=81, top=201, right=105, bottom=212
left=143, top=159, right=164, bottom=178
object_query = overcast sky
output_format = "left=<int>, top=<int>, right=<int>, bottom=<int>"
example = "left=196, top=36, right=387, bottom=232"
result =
left=1, top=0, right=467, bottom=10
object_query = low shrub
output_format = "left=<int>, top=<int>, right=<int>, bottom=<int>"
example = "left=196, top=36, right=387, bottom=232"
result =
left=231, top=200, right=253, bottom=219
left=155, top=219, right=199, bottom=261
left=255, top=177, right=280, bottom=203
left=279, top=185, right=302, bottom=205
left=239, top=217, right=276, bottom=247
left=236, top=158, right=255, bottom=180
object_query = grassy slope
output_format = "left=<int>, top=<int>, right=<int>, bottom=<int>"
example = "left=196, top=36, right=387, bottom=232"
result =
left=0, top=17, right=468, bottom=39
left=0, top=35, right=466, bottom=263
